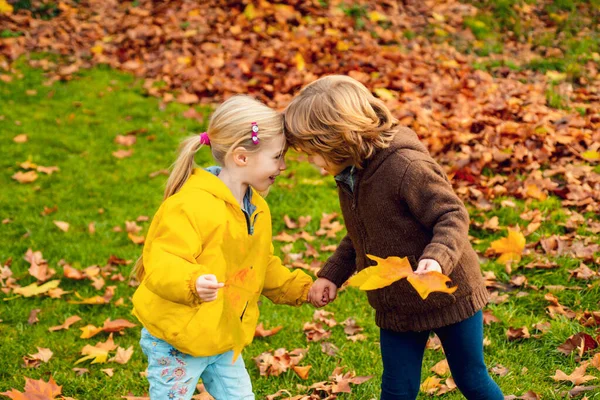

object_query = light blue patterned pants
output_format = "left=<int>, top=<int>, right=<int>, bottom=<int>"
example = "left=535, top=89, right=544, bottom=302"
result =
left=140, top=328, right=254, bottom=400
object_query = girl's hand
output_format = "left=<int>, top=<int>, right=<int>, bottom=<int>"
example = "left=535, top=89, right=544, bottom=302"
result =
left=195, top=274, right=224, bottom=302
left=415, top=259, right=442, bottom=274
left=308, top=278, right=337, bottom=307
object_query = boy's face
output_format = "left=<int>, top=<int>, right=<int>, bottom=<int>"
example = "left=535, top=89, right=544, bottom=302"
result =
left=308, top=154, right=349, bottom=176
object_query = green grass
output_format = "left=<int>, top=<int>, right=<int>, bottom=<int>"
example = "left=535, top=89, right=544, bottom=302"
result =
left=1, top=61, right=600, bottom=399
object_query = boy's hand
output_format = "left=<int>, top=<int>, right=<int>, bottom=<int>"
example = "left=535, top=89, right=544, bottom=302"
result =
left=308, top=278, right=337, bottom=307
left=415, top=259, right=442, bottom=274
left=195, top=274, right=224, bottom=302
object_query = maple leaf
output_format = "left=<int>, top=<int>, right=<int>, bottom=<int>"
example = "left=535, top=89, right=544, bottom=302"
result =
left=109, top=346, right=134, bottom=364
left=23, top=347, right=53, bottom=368
left=552, top=364, right=596, bottom=385
left=347, top=255, right=412, bottom=290
left=80, top=324, right=104, bottom=339
left=406, top=271, right=458, bottom=300
left=490, top=229, right=526, bottom=264
left=13, top=134, right=28, bottom=143
left=221, top=267, right=260, bottom=362
left=1, top=376, right=62, bottom=399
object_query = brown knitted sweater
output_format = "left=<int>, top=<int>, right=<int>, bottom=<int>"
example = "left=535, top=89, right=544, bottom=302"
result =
left=318, top=127, right=489, bottom=332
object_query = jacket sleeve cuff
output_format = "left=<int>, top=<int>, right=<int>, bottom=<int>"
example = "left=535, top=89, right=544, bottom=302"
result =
left=420, top=244, right=456, bottom=275
left=317, top=259, right=355, bottom=288
left=188, top=272, right=204, bottom=305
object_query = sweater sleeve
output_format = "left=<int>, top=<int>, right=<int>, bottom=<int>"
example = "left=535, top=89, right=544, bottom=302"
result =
left=262, top=244, right=313, bottom=306
left=317, top=234, right=357, bottom=287
left=399, top=159, right=470, bottom=275
left=142, top=201, right=211, bottom=306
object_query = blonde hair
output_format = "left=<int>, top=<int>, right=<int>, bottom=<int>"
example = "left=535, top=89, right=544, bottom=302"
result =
left=132, top=95, right=283, bottom=281
left=284, top=75, right=398, bottom=167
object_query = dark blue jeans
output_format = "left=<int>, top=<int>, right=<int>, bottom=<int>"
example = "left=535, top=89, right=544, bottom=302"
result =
left=380, top=310, right=504, bottom=399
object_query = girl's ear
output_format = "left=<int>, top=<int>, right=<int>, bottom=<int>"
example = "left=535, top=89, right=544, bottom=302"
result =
left=231, top=147, right=250, bottom=167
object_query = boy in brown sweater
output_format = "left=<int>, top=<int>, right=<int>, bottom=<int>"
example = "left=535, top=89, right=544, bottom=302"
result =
left=284, top=75, right=503, bottom=399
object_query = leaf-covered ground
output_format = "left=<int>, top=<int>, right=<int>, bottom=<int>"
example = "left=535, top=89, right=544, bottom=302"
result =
left=1, top=0, right=600, bottom=399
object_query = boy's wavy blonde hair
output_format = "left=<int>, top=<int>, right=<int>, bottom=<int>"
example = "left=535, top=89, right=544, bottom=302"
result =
left=132, top=95, right=283, bottom=281
left=284, top=75, right=398, bottom=167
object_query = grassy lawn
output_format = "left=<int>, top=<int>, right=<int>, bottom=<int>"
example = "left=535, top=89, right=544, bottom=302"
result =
left=1, top=60, right=599, bottom=399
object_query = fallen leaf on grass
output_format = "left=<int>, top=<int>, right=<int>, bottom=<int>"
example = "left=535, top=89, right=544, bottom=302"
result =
left=420, top=376, right=441, bottom=394
left=109, top=346, right=134, bottom=364
left=112, top=149, right=133, bottom=159
left=53, top=221, right=70, bottom=232
left=12, top=171, right=38, bottom=183
left=506, top=327, right=530, bottom=341
left=14, top=279, right=60, bottom=297
left=49, top=315, right=82, bottom=332
left=292, top=365, right=311, bottom=380
left=13, top=134, right=28, bottom=143
left=489, top=228, right=525, bottom=264
left=23, top=347, right=53, bottom=368
left=557, top=332, right=598, bottom=356
left=431, top=359, right=450, bottom=376
left=0, top=376, right=62, bottom=399
left=552, top=364, right=596, bottom=385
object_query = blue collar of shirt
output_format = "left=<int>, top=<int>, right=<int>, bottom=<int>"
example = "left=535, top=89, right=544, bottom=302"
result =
left=334, top=166, right=356, bottom=192
left=205, top=166, right=256, bottom=216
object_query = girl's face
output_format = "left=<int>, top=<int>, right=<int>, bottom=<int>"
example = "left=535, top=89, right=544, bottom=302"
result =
left=245, top=134, right=287, bottom=192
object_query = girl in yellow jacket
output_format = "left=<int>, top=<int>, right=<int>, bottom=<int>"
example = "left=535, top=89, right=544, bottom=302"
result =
left=132, top=95, right=313, bottom=400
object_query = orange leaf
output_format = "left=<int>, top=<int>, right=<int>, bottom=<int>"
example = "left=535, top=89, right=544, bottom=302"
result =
left=80, top=324, right=103, bottom=339
left=406, top=272, right=458, bottom=300
left=292, top=365, right=311, bottom=380
left=49, top=315, right=81, bottom=332
left=1, top=376, right=62, bottom=399
left=489, top=229, right=525, bottom=264
left=552, top=364, right=596, bottom=385
left=255, top=323, right=283, bottom=338
left=12, top=171, right=38, bottom=183
left=347, top=255, right=412, bottom=290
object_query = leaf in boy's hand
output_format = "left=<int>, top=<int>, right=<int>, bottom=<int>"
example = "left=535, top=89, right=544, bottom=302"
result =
left=348, top=255, right=412, bottom=290
left=406, top=272, right=458, bottom=300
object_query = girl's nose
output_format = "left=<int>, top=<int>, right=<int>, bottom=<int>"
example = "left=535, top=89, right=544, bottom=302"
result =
left=279, top=158, right=287, bottom=171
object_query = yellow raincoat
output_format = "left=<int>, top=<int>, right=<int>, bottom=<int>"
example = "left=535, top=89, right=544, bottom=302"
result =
left=132, top=168, right=312, bottom=357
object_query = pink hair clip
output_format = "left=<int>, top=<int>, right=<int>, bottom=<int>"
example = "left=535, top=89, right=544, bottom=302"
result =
left=199, top=132, right=211, bottom=146
left=251, top=122, right=259, bottom=145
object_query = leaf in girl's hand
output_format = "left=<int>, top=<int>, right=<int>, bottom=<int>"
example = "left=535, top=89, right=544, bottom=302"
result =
left=347, top=255, right=412, bottom=290
left=222, top=266, right=260, bottom=363
left=406, top=272, right=458, bottom=300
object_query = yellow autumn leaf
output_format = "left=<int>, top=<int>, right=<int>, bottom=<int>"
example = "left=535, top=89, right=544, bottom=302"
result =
left=222, top=267, right=260, bottom=362
left=243, top=3, right=256, bottom=20
left=80, top=324, right=103, bottom=339
left=0, top=0, right=13, bottom=14
left=295, top=52, right=305, bottom=71
left=582, top=150, right=600, bottom=161
left=75, top=344, right=109, bottom=364
left=406, top=271, right=458, bottom=300
left=373, top=88, right=396, bottom=100
left=368, top=11, right=387, bottom=23
left=348, top=255, right=412, bottom=290
left=14, top=280, right=60, bottom=297
left=490, top=229, right=526, bottom=264
left=91, top=45, right=103, bottom=55
left=525, top=184, right=547, bottom=200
